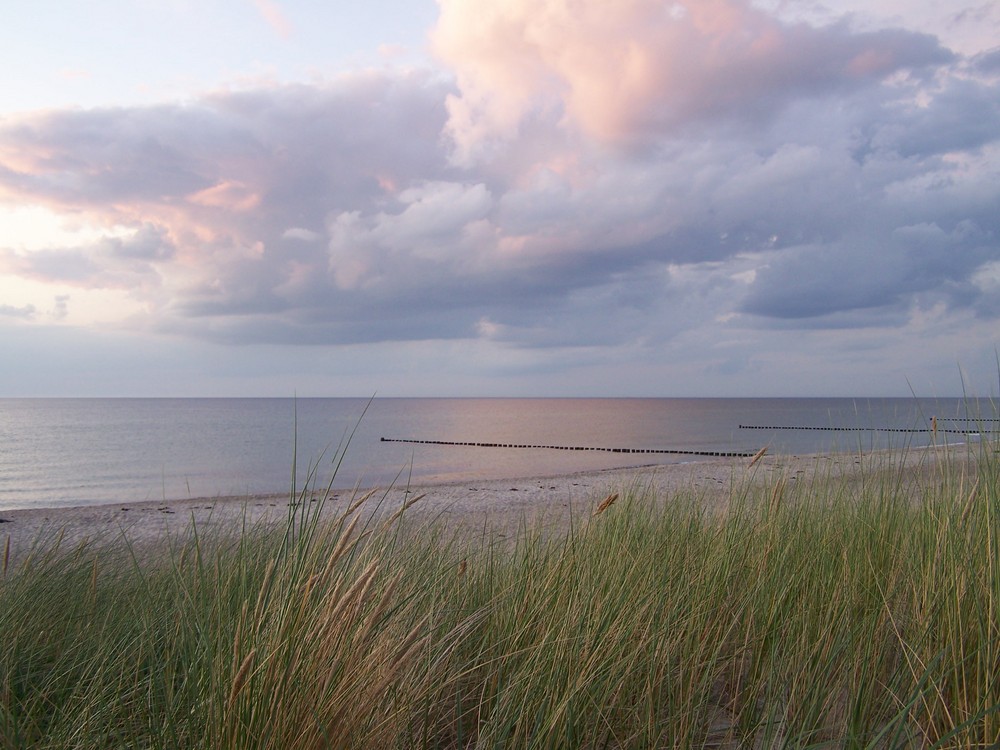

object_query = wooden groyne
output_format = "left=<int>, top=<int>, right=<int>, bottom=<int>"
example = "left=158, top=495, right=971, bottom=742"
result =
left=738, top=424, right=991, bottom=434
left=380, top=437, right=755, bottom=458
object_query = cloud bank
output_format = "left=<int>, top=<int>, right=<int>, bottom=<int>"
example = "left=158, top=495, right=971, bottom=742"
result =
left=1, top=0, right=998, bottom=394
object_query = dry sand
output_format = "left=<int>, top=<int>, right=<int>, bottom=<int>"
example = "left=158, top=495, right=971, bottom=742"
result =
left=0, top=444, right=977, bottom=567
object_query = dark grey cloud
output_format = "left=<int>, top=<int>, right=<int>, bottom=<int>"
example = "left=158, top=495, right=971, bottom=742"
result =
left=868, top=78, right=1000, bottom=158
left=740, top=217, right=999, bottom=321
left=971, top=47, right=1000, bottom=74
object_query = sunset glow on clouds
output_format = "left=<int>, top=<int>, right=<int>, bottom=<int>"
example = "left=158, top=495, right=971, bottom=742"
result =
left=0, top=0, right=998, bottom=396
left=433, top=0, right=950, bottom=155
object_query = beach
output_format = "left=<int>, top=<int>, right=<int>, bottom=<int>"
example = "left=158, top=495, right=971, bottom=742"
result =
left=3, top=441, right=995, bottom=747
left=0, top=445, right=963, bottom=567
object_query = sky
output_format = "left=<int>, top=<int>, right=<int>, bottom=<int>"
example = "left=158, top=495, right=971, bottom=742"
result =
left=1, top=0, right=999, bottom=397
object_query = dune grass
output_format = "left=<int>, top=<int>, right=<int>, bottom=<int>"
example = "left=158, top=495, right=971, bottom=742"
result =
left=1, top=442, right=998, bottom=748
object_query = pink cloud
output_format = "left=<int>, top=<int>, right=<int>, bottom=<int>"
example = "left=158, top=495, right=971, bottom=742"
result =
left=847, top=48, right=897, bottom=76
left=58, top=68, right=92, bottom=81
left=432, top=0, right=951, bottom=159
left=252, top=0, right=293, bottom=39
left=187, top=180, right=261, bottom=212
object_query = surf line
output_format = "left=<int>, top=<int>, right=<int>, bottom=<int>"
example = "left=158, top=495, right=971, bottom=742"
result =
left=380, top=437, right=755, bottom=458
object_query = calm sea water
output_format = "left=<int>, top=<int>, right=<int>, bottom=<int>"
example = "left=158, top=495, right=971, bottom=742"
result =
left=0, top=398, right=995, bottom=511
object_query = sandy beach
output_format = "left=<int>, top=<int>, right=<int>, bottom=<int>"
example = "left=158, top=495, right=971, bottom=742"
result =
left=1, top=444, right=970, bottom=568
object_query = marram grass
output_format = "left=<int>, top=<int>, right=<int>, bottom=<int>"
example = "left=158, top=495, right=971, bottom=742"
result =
left=1, top=444, right=998, bottom=749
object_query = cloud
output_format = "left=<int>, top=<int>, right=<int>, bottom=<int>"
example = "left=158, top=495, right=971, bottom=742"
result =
left=326, top=180, right=494, bottom=289
left=0, top=303, right=35, bottom=320
left=282, top=227, right=321, bottom=242
left=0, top=223, right=174, bottom=289
left=100, top=224, right=176, bottom=261
left=972, top=47, right=1000, bottom=75
left=868, top=77, right=1000, bottom=158
left=51, top=294, right=70, bottom=320
left=432, top=0, right=953, bottom=160
left=0, top=8, right=997, bottom=381
left=252, top=0, right=294, bottom=39
left=739, top=216, right=999, bottom=322
left=188, top=180, right=261, bottom=212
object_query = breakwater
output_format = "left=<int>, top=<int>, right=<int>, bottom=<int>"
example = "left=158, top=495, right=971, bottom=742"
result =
left=380, top=437, right=755, bottom=458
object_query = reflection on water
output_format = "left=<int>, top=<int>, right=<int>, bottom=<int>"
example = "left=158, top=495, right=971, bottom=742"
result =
left=0, top=397, right=993, bottom=510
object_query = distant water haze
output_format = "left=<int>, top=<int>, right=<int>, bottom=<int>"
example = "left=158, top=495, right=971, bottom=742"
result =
left=0, top=397, right=994, bottom=511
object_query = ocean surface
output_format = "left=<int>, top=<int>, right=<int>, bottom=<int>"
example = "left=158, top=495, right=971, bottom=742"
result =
left=0, top=397, right=995, bottom=511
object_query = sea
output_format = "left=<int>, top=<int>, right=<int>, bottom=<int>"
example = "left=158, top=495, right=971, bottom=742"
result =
left=0, top=397, right=996, bottom=511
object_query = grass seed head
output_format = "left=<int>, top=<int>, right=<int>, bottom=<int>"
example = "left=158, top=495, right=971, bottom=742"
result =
left=593, top=492, right=619, bottom=516
left=227, top=648, right=257, bottom=714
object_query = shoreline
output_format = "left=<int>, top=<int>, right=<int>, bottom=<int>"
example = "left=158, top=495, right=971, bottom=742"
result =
left=1, top=443, right=977, bottom=566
